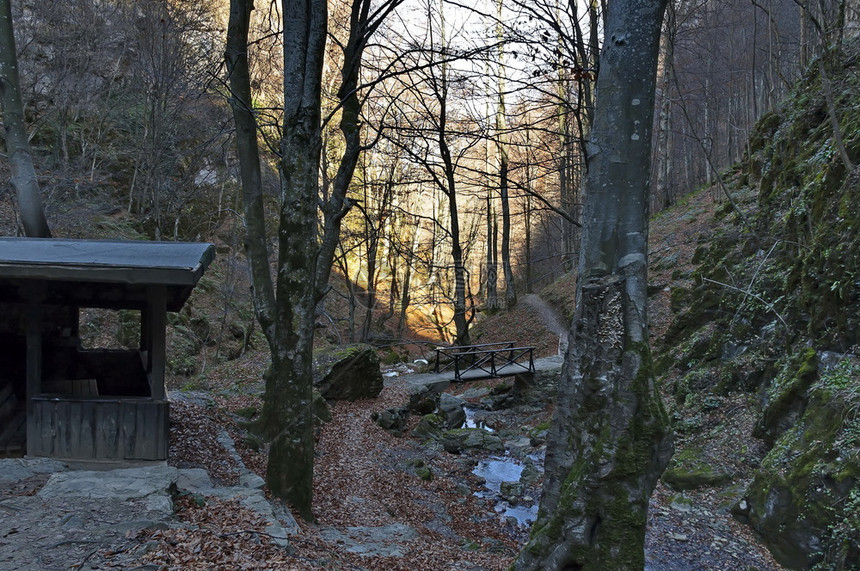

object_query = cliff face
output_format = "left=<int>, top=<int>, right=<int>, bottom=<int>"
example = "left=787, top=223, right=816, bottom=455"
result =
left=659, top=38, right=860, bottom=570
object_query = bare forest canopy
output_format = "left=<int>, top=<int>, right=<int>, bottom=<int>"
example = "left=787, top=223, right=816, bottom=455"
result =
left=1, top=0, right=858, bottom=344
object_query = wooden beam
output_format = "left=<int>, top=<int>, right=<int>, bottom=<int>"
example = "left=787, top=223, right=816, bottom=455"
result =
left=25, top=304, right=42, bottom=456
left=146, top=286, right=167, bottom=401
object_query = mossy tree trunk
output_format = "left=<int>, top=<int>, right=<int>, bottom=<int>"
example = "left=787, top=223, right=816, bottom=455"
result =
left=514, top=0, right=673, bottom=569
left=224, top=0, right=325, bottom=522
left=259, top=0, right=328, bottom=523
left=0, top=0, right=51, bottom=238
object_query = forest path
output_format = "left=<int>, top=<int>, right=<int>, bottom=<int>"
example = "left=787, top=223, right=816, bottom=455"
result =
left=520, top=293, right=569, bottom=355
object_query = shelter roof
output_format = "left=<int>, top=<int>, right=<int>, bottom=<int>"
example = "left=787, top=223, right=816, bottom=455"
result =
left=0, top=238, right=215, bottom=311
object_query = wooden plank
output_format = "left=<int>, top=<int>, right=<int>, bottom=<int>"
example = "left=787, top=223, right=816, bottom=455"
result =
left=98, top=401, right=121, bottom=460
left=32, top=400, right=54, bottom=457
left=29, top=398, right=168, bottom=461
left=120, top=401, right=137, bottom=459
left=57, top=400, right=72, bottom=457
left=155, top=401, right=169, bottom=459
left=0, top=411, right=25, bottom=453
left=136, top=400, right=155, bottom=460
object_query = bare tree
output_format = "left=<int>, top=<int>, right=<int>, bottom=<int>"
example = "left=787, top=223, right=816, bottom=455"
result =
left=0, top=0, right=51, bottom=237
left=224, top=0, right=324, bottom=520
left=495, top=0, right=517, bottom=309
left=514, top=0, right=673, bottom=567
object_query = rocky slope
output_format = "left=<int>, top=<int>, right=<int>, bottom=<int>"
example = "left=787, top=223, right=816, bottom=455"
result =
left=655, top=38, right=860, bottom=570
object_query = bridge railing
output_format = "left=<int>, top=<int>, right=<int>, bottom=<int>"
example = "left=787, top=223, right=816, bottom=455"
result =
left=434, top=342, right=535, bottom=381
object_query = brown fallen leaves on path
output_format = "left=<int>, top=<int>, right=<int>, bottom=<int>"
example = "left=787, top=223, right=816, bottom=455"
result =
left=128, top=379, right=524, bottom=570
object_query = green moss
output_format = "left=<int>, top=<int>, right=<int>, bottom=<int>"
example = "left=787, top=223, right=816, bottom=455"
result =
left=746, top=358, right=860, bottom=568
left=380, top=348, right=401, bottom=365
left=522, top=344, right=671, bottom=569
left=415, top=465, right=433, bottom=481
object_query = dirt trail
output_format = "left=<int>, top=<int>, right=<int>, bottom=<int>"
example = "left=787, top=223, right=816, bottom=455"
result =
left=520, top=293, right=569, bottom=354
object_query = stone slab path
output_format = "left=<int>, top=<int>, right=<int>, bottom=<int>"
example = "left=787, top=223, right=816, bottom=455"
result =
left=0, top=457, right=298, bottom=570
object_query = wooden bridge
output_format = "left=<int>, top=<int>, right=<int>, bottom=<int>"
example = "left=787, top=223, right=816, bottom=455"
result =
left=434, top=342, right=536, bottom=382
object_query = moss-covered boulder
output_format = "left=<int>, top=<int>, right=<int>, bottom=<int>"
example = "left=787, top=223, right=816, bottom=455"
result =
left=411, top=413, right=445, bottom=442
left=313, top=344, right=383, bottom=400
left=754, top=347, right=819, bottom=446
left=662, top=447, right=733, bottom=491
left=441, top=428, right=504, bottom=454
left=740, top=357, right=860, bottom=570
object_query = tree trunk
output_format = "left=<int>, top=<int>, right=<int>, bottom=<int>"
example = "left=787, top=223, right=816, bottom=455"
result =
left=485, top=191, right=499, bottom=311
left=361, top=228, right=379, bottom=343
left=654, top=2, right=675, bottom=210
left=436, top=64, right=469, bottom=345
left=514, top=0, right=673, bottom=568
left=226, top=0, right=323, bottom=522
left=495, top=0, right=516, bottom=310
left=225, top=0, right=276, bottom=343
left=0, top=0, right=51, bottom=238
left=397, top=218, right=419, bottom=336
left=259, top=0, right=328, bottom=523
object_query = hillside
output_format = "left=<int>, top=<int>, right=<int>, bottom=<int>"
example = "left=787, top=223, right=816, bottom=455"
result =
left=650, top=40, right=860, bottom=570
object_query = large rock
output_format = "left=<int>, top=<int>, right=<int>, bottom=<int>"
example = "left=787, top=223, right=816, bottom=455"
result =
left=313, top=344, right=384, bottom=400
left=753, top=347, right=818, bottom=446
left=662, top=446, right=733, bottom=491
left=39, top=465, right=179, bottom=514
left=739, top=356, right=860, bottom=570
left=441, top=428, right=504, bottom=454
left=438, top=392, right=466, bottom=429
left=371, top=406, right=409, bottom=436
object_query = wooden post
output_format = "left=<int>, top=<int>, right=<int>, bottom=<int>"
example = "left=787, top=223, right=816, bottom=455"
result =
left=25, top=304, right=42, bottom=456
left=145, top=286, right=167, bottom=401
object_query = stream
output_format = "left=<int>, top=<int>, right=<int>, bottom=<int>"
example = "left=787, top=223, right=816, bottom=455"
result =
left=463, top=407, right=540, bottom=526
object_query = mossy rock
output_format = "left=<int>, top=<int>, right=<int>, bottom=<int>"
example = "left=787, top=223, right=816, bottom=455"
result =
left=754, top=348, right=819, bottom=446
left=414, top=465, right=433, bottom=481
left=742, top=358, right=860, bottom=570
left=662, top=447, right=733, bottom=491
left=662, top=465, right=733, bottom=491
left=313, top=343, right=383, bottom=401
left=441, top=428, right=504, bottom=454
left=411, top=413, right=445, bottom=441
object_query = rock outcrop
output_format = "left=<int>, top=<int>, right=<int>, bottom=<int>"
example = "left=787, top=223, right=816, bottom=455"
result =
left=313, top=344, right=384, bottom=400
left=738, top=356, right=860, bottom=570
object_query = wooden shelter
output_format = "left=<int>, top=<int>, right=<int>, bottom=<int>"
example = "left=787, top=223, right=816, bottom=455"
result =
left=0, top=238, right=214, bottom=460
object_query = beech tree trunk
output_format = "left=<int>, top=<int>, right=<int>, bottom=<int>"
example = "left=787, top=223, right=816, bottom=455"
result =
left=514, top=0, right=673, bottom=568
left=655, top=2, right=675, bottom=210
left=485, top=190, right=499, bottom=310
left=496, top=0, right=516, bottom=310
left=0, top=0, right=51, bottom=238
left=225, top=0, right=325, bottom=521
left=262, top=0, right=327, bottom=522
